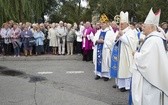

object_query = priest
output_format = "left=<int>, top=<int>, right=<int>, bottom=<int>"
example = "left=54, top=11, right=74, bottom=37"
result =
left=82, top=21, right=94, bottom=61
left=93, top=14, right=116, bottom=81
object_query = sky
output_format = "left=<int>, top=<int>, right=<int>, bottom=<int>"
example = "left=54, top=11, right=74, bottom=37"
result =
left=81, top=0, right=88, bottom=7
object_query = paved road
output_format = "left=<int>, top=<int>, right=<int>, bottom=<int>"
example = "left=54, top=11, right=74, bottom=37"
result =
left=0, top=55, right=128, bottom=105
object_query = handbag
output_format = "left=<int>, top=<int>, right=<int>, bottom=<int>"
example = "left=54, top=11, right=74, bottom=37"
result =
left=29, top=38, right=36, bottom=46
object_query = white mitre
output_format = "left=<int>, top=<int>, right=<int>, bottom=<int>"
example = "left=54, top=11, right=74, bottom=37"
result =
left=144, top=8, right=161, bottom=26
left=120, top=11, right=129, bottom=23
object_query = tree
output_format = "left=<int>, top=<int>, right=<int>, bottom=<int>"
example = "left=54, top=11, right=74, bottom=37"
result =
left=0, top=0, right=48, bottom=26
left=49, top=0, right=88, bottom=24
left=87, top=0, right=168, bottom=23
left=1, top=0, right=168, bottom=26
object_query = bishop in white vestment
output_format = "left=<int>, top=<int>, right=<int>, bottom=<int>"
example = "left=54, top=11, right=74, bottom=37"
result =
left=132, top=8, right=168, bottom=105
left=111, top=11, right=138, bottom=92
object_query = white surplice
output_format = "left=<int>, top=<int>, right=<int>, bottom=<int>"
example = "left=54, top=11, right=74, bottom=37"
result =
left=132, top=31, right=168, bottom=105
left=93, top=27, right=116, bottom=78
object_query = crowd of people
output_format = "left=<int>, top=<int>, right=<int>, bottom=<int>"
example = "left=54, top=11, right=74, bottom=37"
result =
left=1, top=7, right=168, bottom=105
left=0, top=20, right=86, bottom=57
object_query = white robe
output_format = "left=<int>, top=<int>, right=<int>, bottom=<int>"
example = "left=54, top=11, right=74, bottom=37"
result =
left=117, top=27, right=138, bottom=89
left=118, top=27, right=138, bottom=78
left=132, top=31, right=168, bottom=105
left=93, top=28, right=116, bottom=78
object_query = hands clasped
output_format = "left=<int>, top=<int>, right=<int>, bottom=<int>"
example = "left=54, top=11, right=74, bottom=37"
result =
left=116, top=30, right=123, bottom=40
left=96, top=38, right=104, bottom=44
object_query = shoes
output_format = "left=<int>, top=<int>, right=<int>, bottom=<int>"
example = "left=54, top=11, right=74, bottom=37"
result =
left=95, top=75, right=101, bottom=80
left=82, top=58, right=86, bottom=61
left=120, top=88, right=128, bottom=92
left=112, top=85, right=118, bottom=88
left=103, top=77, right=109, bottom=81
left=62, top=53, right=65, bottom=55
left=94, top=76, right=109, bottom=81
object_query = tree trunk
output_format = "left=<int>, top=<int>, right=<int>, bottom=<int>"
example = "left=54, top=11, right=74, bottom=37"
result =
left=18, top=0, right=24, bottom=22
left=77, top=1, right=81, bottom=23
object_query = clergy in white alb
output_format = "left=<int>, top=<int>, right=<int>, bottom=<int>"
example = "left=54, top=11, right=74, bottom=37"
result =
left=131, top=8, right=168, bottom=105
left=93, top=14, right=116, bottom=81
left=110, top=11, right=138, bottom=92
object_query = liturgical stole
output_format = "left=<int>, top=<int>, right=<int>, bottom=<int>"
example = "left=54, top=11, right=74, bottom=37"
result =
left=96, top=31, right=106, bottom=72
left=110, top=40, right=121, bottom=78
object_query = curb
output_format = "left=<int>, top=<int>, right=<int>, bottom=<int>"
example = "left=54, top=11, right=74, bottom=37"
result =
left=0, top=55, right=83, bottom=61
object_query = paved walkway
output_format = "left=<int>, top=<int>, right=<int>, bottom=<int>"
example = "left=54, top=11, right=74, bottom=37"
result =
left=0, top=55, right=129, bottom=105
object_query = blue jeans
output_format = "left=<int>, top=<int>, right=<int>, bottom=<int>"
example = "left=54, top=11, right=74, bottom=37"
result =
left=14, top=47, right=20, bottom=56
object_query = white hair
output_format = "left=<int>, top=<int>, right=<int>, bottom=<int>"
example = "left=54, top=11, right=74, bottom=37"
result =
left=59, top=21, right=63, bottom=24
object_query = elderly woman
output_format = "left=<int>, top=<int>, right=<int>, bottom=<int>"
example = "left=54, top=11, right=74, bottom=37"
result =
left=48, top=23, right=58, bottom=55
left=10, top=23, right=21, bottom=57
left=20, top=25, right=33, bottom=56
left=34, top=26, right=44, bottom=55
left=161, top=22, right=168, bottom=39
left=66, top=23, right=75, bottom=55
left=0, top=23, right=12, bottom=55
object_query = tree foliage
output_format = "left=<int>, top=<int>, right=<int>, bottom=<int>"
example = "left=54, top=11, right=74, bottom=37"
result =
left=87, top=0, right=168, bottom=23
left=50, top=0, right=83, bottom=23
left=0, top=0, right=50, bottom=25
left=49, top=0, right=168, bottom=24
left=1, top=0, right=168, bottom=26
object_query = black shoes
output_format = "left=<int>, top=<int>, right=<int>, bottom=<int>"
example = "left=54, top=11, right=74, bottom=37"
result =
left=112, top=85, right=118, bottom=88
left=95, top=76, right=109, bottom=81
left=120, top=88, right=128, bottom=92
left=112, top=86, right=128, bottom=92
left=103, top=77, right=109, bottom=81
left=95, top=75, right=101, bottom=80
